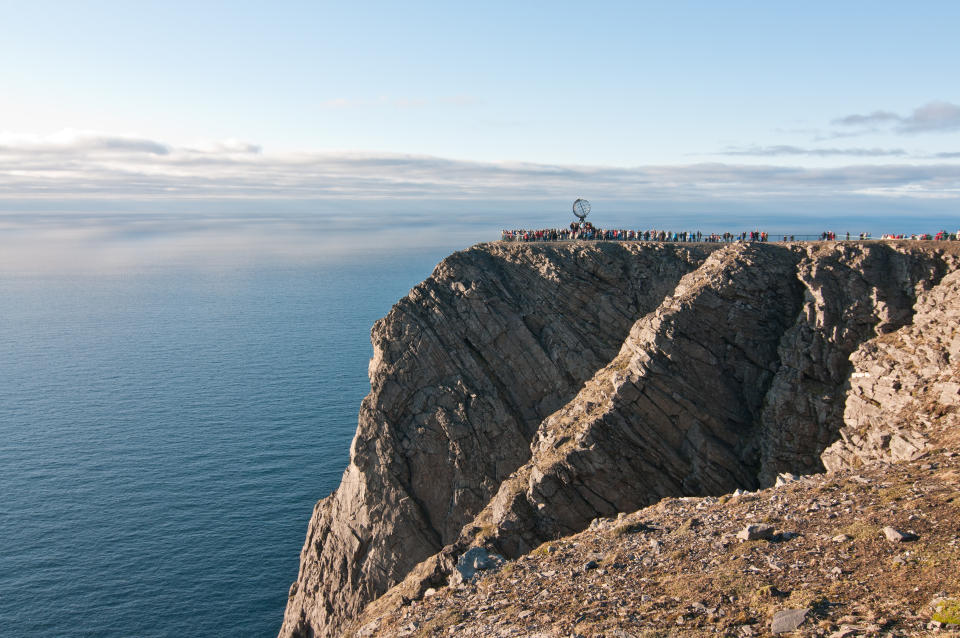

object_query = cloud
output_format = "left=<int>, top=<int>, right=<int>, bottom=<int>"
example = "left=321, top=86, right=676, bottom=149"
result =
left=0, top=130, right=171, bottom=155
left=186, top=139, right=262, bottom=154
left=899, top=101, right=960, bottom=133
left=393, top=97, right=428, bottom=108
left=318, top=97, right=360, bottom=109
left=831, top=110, right=901, bottom=127
left=319, top=96, right=428, bottom=109
left=0, top=130, right=959, bottom=202
left=832, top=100, right=960, bottom=134
left=719, top=145, right=908, bottom=157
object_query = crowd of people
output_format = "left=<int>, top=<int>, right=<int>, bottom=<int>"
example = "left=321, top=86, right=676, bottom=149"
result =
left=500, top=223, right=959, bottom=243
left=880, top=231, right=955, bottom=240
left=500, top=223, right=777, bottom=243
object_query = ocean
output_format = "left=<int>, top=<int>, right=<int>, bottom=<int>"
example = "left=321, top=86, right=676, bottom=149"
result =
left=0, top=251, right=448, bottom=637
left=1, top=201, right=954, bottom=637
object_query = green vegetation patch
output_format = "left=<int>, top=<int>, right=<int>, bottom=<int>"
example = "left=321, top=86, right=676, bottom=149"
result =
left=876, top=484, right=913, bottom=502
left=531, top=541, right=559, bottom=557
left=474, top=523, right=497, bottom=542
left=838, top=521, right=880, bottom=540
left=933, top=599, right=960, bottom=625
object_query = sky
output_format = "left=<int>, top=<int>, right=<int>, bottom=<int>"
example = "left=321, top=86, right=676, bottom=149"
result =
left=0, top=0, right=959, bottom=265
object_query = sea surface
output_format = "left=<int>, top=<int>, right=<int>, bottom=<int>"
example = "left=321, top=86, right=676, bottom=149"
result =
left=2, top=202, right=953, bottom=638
left=0, top=250, right=447, bottom=637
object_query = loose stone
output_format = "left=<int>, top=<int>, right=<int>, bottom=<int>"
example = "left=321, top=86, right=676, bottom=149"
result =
left=771, top=608, right=810, bottom=634
left=882, top=526, right=918, bottom=542
left=737, top=524, right=775, bottom=541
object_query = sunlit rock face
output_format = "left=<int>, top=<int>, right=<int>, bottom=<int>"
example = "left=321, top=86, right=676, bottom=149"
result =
left=278, top=241, right=957, bottom=638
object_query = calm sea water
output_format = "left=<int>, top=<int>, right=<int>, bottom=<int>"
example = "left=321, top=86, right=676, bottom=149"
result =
left=5, top=203, right=951, bottom=638
left=0, top=252, right=444, bottom=637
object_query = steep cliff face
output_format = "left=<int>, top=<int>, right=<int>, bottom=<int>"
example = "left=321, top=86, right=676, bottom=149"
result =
left=280, top=241, right=957, bottom=638
left=757, top=243, right=950, bottom=483
left=821, top=267, right=960, bottom=469
left=279, top=243, right=715, bottom=638
left=455, top=243, right=805, bottom=559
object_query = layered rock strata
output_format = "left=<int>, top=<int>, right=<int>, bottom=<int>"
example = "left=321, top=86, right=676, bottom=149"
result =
left=279, top=243, right=715, bottom=638
left=280, top=241, right=957, bottom=638
left=457, top=243, right=805, bottom=558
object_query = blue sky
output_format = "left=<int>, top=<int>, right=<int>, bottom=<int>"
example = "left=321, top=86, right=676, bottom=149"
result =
left=3, top=1, right=959, bottom=162
left=0, top=0, right=958, bottom=248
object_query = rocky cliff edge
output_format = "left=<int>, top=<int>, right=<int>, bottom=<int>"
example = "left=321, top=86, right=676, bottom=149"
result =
left=279, top=241, right=959, bottom=638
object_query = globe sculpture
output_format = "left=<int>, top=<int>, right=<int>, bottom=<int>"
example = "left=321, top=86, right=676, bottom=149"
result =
left=572, top=198, right=591, bottom=221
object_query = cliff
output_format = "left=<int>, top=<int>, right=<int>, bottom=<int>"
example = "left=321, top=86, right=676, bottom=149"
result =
left=279, top=241, right=959, bottom=638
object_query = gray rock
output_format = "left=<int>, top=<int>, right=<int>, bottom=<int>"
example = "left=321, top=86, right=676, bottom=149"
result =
left=823, top=269, right=960, bottom=473
left=280, top=243, right=711, bottom=637
left=450, top=547, right=505, bottom=585
left=737, top=524, right=775, bottom=541
left=583, top=560, right=598, bottom=571
left=775, top=472, right=799, bottom=486
left=355, top=620, right=380, bottom=637
left=882, top=526, right=918, bottom=542
left=832, top=533, right=852, bottom=543
left=771, top=608, right=810, bottom=634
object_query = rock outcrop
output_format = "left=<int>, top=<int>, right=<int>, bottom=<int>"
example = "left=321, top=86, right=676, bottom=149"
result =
left=449, top=243, right=806, bottom=559
left=757, top=243, right=950, bottom=483
left=279, top=240, right=958, bottom=638
left=279, top=242, right=715, bottom=637
left=822, top=268, right=960, bottom=469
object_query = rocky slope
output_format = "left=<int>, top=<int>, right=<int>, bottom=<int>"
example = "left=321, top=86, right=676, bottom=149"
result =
left=280, top=241, right=958, bottom=638
left=354, top=260, right=960, bottom=638
left=358, top=453, right=960, bottom=637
